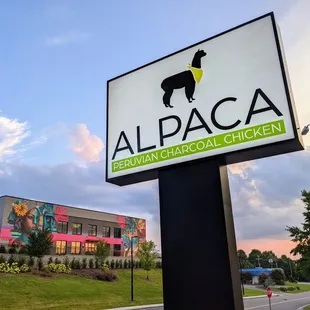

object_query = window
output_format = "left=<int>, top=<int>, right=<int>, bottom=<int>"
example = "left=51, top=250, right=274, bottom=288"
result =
left=88, top=224, right=97, bottom=236
left=57, top=222, right=68, bottom=234
left=114, top=227, right=122, bottom=238
left=71, top=242, right=81, bottom=254
left=85, top=242, right=96, bottom=254
left=102, top=226, right=110, bottom=237
left=72, top=223, right=82, bottom=235
left=113, top=244, right=121, bottom=256
left=56, top=241, right=67, bottom=255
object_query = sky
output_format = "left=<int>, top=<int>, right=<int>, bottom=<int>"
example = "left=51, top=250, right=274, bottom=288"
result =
left=0, top=0, right=310, bottom=257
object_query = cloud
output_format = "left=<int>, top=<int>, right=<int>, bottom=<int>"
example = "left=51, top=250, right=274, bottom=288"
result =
left=0, top=115, right=30, bottom=160
left=45, top=31, right=92, bottom=47
left=69, top=124, right=104, bottom=162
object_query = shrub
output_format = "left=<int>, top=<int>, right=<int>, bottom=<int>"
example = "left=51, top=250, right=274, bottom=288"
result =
left=105, top=259, right=110, bottom=268
left=287, top=286, right=297, bottom=291
left=55, top=258, right=62, bottom=265
left=17, top=256, right=26, bottom=267
left=115, top=259, right=120, bottom=269
left=28, top=256, right=35, bottom=268
left=0, top=255, right=5, bottom=264
left=258, top=273, right=269, bottom=285
left=296, top=286, right=300, bottom=290
left=82, top=258, right=87, bottom=269
left=18, top=246, right=28, bottom=255
left=74, top=259, right=81, bottom=269
left=8, top=254, right=15, bottom=265
left=119, top=259, right=123, bottom=269
left=0, top=262, right=20, bottom=274
left=89, top=259, right=94, bottom=269
left=64, top=256, right=70, bottom=267
left=0, top=245, right=6, bottom=253
left=124, top=259, right=128, bottom=269
left=95, top=270, right=118, bottom=282
left=48, top=257, right=53, bottom=265
left=45, top=263, right=71, bottom=273
left=8, top=246, right=17, bottom=254
left=37, top=258, right=44, bottom=271
left=70, top=259, right=75, bottom=269
left=279, top=287, right=288, bottom=292
left=271, top=269, right=285, bottom=285
left=102, top=264, right=109, bottom=273
left=95, top=259, right=100, bottom=269
left=20, top=264, right=30, bottom=273
left=110, top=259, right=115, bottom=269
left=155, top=261, right=162, bottom=269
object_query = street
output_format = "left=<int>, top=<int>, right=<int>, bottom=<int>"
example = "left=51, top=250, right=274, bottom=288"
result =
left=130, top=292, right=310, bottom=310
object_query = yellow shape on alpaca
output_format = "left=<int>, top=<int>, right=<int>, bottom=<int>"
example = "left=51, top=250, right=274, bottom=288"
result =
left=187, top=64, right=204, bottom=84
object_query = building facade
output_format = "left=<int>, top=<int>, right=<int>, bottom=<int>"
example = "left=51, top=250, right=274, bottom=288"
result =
left=0, top=196, right=146, bottom=257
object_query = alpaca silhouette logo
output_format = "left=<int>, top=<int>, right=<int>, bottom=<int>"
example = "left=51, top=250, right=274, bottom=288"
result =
left=161, top=49, right=207, bottom=108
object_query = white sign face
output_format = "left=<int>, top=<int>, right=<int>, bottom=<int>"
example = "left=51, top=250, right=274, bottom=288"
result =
left=107, top=13, right=298, bottom=182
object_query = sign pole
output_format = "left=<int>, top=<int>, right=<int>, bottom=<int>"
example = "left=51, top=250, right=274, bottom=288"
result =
left=269, top=298, right=271, bottom=310
left=158, top=158, right=244, bottom=309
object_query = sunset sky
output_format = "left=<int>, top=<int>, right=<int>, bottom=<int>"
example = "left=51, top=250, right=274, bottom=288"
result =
left=1, top=0, right=310, bottom=258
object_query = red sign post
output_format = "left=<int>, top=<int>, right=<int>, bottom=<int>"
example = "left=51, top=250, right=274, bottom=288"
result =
left=267, top=287, right=272, bottom=309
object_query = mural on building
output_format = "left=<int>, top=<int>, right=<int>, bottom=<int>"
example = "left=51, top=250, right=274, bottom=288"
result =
left=6, top=199, right=68, bottom=246
left=117, top=216, right=146, bottom=257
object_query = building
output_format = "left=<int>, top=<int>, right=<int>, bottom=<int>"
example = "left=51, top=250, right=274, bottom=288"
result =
left=240, top=267, right=274, bottom=285
left=0, top=195, right=146, bottom=257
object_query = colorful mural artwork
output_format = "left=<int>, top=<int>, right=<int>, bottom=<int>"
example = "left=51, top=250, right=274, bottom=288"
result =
left=6, top=199, right=68, bottom=246
left=117, top=215, right=146, bottom=257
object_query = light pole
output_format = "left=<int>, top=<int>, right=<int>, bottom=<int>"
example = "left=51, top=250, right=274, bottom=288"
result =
left=131, top=236, right=139, bottom=302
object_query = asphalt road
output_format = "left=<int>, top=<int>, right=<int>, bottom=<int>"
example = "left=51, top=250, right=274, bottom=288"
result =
left=132, top=292, right=310, bottom=310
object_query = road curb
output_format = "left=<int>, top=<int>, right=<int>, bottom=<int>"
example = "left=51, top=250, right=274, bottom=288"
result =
left=297, top=305, right=309, bottom=310
left=243, top=293, right=280, bottom=299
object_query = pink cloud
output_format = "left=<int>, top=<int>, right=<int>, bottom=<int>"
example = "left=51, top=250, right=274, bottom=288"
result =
left=69, top=124, right=104, bottom=162
left=237, top=239, right=299, bottom=258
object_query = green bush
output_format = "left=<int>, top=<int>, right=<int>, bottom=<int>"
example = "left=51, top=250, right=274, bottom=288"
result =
left=0, top=262, right=24, bottom=274
left=70, top=259, right=75, bottom=269
left=105, top=259, right=110, bottom=268
left=18, top=246, right=28, bottom=255
left=110, top=259, right=115, bottom=269
left=89, top=258, right=94, bottom=269
left=20, top=264, right=30, bottom=272
left=8, top=246, right=17, bottom=254
left=37, top=258, right=44, bottom=271
left=0, top=255, right=5, bottom=264
left=271, top=269, right=285, bottom=285
left=28, top=257, right=35, bottom=268
left=296, top=286, right=300, bottom=290
left=17, top=256, right=26, bottom=267
left=0, top=245, right=6, bottom=253
left=102, top=264, right=109, bottom=273
left=279, top=287, right=288, bottom=292
left=74, top=259, right=81, bottom=269
left=119, top=259, right=123, bottom=269
left=64, top=256, right=70, bottom=267
left=258, top=273, right=269, bottom=285
left=115, top=259, right=120, bottom=269
left=287, top=286, right=297, bottom=291
left=55, top=258, right=61, bottom=265
left=124, top=259, right=128, bottom=269
left=95, top=259, right=100, bottom=269
left=45, top=263, right=71, bottom=273
left=48, top=257, right=53, bottom=264
left=82, top=258, right=87, bottom=269
left=95, top=270, right=118, bottom=282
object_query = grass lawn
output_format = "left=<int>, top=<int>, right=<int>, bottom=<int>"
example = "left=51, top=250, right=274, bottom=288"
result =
left=304, top=306, right=310, bottom=310
left=244, top=288, right=265, bottom=297
left=0, top=269, right=163, bottom=310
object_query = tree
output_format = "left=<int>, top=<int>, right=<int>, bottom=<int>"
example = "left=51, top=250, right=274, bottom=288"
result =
left=95, top=240, right=110, bottom=267
left=287, top=190, right=310, bottom=278
left=137, top=240, right=159, bottom=280
left=270, top=269, right=285, bottom=285
left=26, top=229, right=53, bottom=259
left=248, top=249, right=262, bottom=267
left=237, top=249, right=253, bottom=269
left=260, top=251, right=277, bottom=268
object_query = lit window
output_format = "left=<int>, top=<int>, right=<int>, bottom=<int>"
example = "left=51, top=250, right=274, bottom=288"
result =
left=88, top=224, right=97, bottom=236
left=56, top=241, right=67, bottom=255
left=102, top=226, right=110, bottom=237
left=71, top=242, right=81, bottom=254
left=85, top=242, right=96, bottom=254
left=72, top=223, right=82, bottom=235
